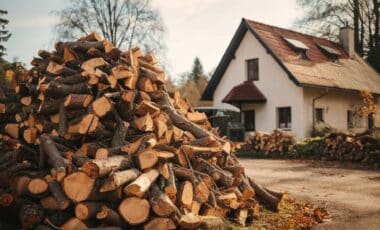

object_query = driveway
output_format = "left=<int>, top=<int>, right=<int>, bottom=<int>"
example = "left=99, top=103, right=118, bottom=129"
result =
left=240, top=158, right=380, bottom=230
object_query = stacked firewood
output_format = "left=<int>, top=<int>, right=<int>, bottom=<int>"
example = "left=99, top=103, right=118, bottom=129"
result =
left=0, top=32, right=283, bottom=229
left=243, top=129, right=295, bottom=155
left=319, top=132, right=380, bottom=162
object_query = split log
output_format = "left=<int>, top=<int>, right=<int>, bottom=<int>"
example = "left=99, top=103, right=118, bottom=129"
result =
left=123, top=169, right=159, bottom=197
left=177, top=181, right=193, bottom=210
left=133, top=113, right=154, bottom=132
left=118, top=197, right=150, bottom=225
left=99, top=168, right=140, bottom=192
left=136, top=149, right=158, bottom=170
left=150, top=184, right=177, bottom=217
left=91, top=96, right=111, bottom=117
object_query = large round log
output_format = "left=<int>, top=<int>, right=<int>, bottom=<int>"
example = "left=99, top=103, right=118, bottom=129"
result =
left=62, top=172, right=95, bottom=202
left=118, top=197, right=150, bottom=225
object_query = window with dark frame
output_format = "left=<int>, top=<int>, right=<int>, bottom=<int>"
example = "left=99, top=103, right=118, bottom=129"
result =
left=347, top=110, right=354, bottom=128
left=315, top=108, right=324, bottom=122
left=246, top=59, right=259, bottom=81
left=278, top=107, right=292, bottom=129
left=368, top=113, right=374, bottom=130
left=243, top=110, right=255, bottom=131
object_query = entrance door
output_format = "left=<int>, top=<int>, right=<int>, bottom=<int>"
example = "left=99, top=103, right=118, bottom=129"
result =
left=243, top=110, right=255, bottom=131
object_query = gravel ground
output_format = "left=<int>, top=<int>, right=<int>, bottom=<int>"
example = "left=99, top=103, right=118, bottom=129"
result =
left=240, top=158, right=380, bottom=230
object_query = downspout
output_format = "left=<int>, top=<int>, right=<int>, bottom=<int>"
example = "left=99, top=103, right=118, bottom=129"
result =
left=312, top=91, right=328, bottom=135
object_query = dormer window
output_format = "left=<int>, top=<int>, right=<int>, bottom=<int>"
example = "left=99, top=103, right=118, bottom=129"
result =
left=283, top=37, right=309, bottom=60
left=317, top=44, right=341, bottom=63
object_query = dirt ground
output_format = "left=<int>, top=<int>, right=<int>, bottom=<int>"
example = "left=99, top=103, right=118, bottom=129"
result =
left=240, top=158, right=380, bottom=230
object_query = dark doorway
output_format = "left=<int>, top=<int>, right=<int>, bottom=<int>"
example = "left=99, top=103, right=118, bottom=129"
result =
left=243, top=110, right=255, bottom=131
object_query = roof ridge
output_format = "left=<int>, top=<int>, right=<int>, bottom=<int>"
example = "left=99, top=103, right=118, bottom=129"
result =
left=243, top=18, right=341, bottom=46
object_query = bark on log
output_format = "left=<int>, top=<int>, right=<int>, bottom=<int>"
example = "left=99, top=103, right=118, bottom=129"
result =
left=40, top=134, right=66, bottom=181
left=45, top=175, right=70, bottom=210
left=82, top=155, right=133, bottom=178
left=96, top=205, right=124, bottom=227
left=248, top=177, right=281, bottom=211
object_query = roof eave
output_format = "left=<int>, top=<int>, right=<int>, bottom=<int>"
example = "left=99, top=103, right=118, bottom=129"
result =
left=300, top=83, right=380, bottom=96
left=201, top=19, right=248, bottom=101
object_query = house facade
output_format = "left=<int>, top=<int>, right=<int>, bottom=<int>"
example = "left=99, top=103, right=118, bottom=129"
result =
left=202, top=19, right=380, bottom=139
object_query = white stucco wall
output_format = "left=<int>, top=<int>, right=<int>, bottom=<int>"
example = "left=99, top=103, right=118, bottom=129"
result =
left=304, top=88, right=379, bottom=136
left=212, top=31, right=305, bottom=139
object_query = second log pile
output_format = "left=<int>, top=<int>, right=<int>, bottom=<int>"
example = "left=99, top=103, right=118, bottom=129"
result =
left=0, top=32, right=284, bottom=229
left=242, top=129, right=295, bottom=155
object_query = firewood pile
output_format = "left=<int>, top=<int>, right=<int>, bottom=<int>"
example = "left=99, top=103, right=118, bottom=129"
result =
left=242, top=129, right=295, bottom=155
left=317, top=132, right=380, bottom=162
left=0, top=32, right=285, bottom=229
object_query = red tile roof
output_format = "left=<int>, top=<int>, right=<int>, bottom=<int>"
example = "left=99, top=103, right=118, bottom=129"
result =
left=245, top=19, right=380, bottom=93
left=222, top=81, right=266, bottom=105
left=246, top=20, right=349, bottom=63
left=202, top=19, right=380, bottom=101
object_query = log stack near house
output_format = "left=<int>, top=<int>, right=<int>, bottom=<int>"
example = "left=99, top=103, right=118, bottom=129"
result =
left=0, top=32, right=286, bottom=229
left=242, top=129, right=295, bottom=155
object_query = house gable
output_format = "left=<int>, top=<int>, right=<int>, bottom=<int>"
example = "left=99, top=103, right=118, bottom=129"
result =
left=202, top=18, right=301, bottom=101
left=212, top=25, right=306, bottom=138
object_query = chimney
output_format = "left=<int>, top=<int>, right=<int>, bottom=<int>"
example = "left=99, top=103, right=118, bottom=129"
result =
left=339, top=26, right=355, bottom=57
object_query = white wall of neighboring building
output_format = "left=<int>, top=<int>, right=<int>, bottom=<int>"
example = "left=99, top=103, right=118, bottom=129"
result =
left=212, top=31, right=306, bottom=139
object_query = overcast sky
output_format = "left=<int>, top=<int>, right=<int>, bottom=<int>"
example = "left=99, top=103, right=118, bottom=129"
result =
left=2, top=0, right=301, bottom=80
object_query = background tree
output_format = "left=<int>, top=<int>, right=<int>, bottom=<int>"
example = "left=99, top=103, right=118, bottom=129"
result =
left=0, top=9, right=11, bottom=58
left=189, top=57, right=205, bottom=82
left=178, top=57, right=210, bottom=106
left=295, top=0, right=380, bottom=71
left=53, top=0, right=165, bottom=54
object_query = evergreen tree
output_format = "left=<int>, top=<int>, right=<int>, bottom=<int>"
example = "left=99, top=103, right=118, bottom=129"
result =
left=189, top=57, right=205, bottom=82
left=0, top=9, right=11, bottom=57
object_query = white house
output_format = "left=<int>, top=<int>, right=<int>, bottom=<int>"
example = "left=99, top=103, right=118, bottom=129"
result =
left=202, top=18, right=380, bottom=139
